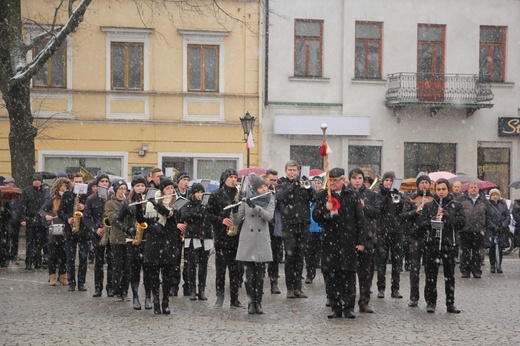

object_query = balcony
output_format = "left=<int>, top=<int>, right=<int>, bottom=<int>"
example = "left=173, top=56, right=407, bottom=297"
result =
left=385, top=73, right=494, bottom=116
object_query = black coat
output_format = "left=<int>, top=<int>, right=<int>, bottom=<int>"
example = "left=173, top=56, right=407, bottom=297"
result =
left=83, top=194, right=106, bottom=240
left=347, top=184, right=380, bottom=242
left=378, top=185, right=405, bottom=234
left=58, top=190, right=89, bottom=240
left=179, top=197, right=211, bottom=240
left=312, top=186, right=366, bottom=273
left=419, top=195, right=466, bottom=249
left=143, top=204, right=180, bottom=266
left=276, top=177, right=316, bottom=230
left=20, top=185, right=45, bottom=227
left=484, top=199, right=510, bottom=248
left=401, top=190, right=435, bottom=240
left=205, top=185, right=240, bottom=249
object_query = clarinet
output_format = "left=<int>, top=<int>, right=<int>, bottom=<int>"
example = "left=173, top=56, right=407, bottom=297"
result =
left=436, top=198, right=443, bottom=250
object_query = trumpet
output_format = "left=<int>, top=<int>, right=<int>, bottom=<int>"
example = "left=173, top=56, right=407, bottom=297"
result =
left=297, top=176, right=312, bottom=189
left=133, top=221, right=148, bottom=246
left=391, top=192, right=401, bottom=203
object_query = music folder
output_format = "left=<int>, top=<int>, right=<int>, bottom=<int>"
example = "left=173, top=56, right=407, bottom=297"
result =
left=97, top=186, right=109, bottom=200
left=391, top=178, right=402, bottom=191
left=145, top=188, right=158, bottom=200
left=73, top=183, right=88, bottom=195
left=172, top=197, right=189, bottom=211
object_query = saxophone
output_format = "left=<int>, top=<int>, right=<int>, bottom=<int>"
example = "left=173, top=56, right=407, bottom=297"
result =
left=133, top=193, right=148, bottom=246
left=72, top=194, right=83, bottom=233
left=227, top=187, right=241, bottom=237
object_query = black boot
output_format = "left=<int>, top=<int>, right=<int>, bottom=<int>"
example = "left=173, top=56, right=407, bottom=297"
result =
left=133, top=297, right=141, bottom=310
left=214, top=294, right=224, bottom=307
left=270, top=279, right=281, bottom=294
left=153, top=299, right=161, bottom=315
left=190, top=291, right=197, bottom=301
left=248, top=302, right=256, bottom=314
left=255, top=296, right=263, bottom=314
left=162, top=289, right=171, bottom=315
left=144, top=293, right=152, bottom=310
left=198, top=285, right=207, bottom=301
left=131, top=282, right=141, bottom=310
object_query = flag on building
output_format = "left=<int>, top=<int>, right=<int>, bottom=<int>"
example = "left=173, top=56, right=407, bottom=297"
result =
left=246, top=130, right=254, bottom=149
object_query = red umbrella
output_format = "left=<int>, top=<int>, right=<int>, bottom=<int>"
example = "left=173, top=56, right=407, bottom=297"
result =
left=0, top=186, right=23, bottom=202
left=428, top=171, right=457, bottom=182
left=237, top=167, right=266, bottom=180
left=310, top=169, right=324, bottom=177
left=461, top=179, right=497, bottom=192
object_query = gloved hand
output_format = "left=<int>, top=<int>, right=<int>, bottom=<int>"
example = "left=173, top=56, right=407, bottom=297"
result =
left=154, top=202, right=170, bottom=216
left=125, top=226, right=136, bottom=237
left=246, top=198, right=255, bottom=208
left=380, top=188, right=389, bottom=196
left=232, top=205, right=239, bottom=214
left=147, top=197, right=156, bottom=205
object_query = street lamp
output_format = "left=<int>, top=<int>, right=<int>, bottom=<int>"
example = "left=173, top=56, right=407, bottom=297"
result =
left=240, top=111, right=256, bottom=168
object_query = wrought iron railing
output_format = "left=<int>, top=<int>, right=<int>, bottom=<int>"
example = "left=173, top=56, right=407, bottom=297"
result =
left=385, top=73, right=494, bottom=103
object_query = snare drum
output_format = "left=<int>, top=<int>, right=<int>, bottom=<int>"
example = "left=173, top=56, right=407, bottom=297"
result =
left=49, top=224, right=65, bottom=236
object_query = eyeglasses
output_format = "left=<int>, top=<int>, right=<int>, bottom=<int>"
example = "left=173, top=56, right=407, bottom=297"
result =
left=329, top=178, right=344, bottom=183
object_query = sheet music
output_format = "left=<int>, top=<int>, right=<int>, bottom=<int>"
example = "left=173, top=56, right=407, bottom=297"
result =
left=145, top=188, right=158, bottom=200
left=391, top=178, right=403, bottom=191
left=73, top=183, right=88, bottom=195
left=97, top=186, right=109, bottom=200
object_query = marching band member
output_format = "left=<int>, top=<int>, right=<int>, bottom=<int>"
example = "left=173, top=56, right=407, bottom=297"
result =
left=179, top=183, right=211, bottom=301
left=84, top=173, right=113, bottom=298
left=172, top=172, right=191, bottom=297
left=143, top=177, right=179, bottom=315
left=115, top=175, right=152, bottom=310
left=232, top=175, right=275, bottom=314
left=40, top=177, right=71, bottom=286
left=104, top=179, right=129, bottom=302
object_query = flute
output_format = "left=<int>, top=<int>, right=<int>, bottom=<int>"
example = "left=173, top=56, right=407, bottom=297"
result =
left=128, top=193, right=177, bottom=206
left=223, top=192, right=272, bottom=210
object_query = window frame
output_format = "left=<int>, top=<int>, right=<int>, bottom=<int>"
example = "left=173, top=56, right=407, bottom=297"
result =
left=479, top=26, right=507, bottom=82
left=354, top=21, right=383, bottom=80
left=159, top=152, right=241, bottom=181
left=32, top=38, right=68, bottom=89
left=110, top=41, right=144, bottom=91
left=294, top=19, right=324, bottom=78
left=187, top=44, right=220, bottom=92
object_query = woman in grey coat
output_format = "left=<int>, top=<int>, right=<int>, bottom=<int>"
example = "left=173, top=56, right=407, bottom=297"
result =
left=233, top=175, right=274, bottom=314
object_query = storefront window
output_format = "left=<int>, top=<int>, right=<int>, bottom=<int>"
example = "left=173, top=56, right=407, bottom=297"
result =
left=348, top=145, right=381, bottom=177
left=477, top=147, right=510, bottom=198
left=290, top=145, right=323, bottom=170
left=404, top=142, right=456, bottom=178
left=162, top=156, right=238, bottom=181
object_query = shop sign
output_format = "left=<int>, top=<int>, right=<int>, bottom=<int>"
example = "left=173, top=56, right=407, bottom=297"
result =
left=498, top=117, right=520, bottom=136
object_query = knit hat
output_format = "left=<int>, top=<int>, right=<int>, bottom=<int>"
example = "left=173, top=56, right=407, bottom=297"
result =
left=95, top=172, right=110, bottom=186
left=416, top=175, right=431, bottom=187
left=219, top=168, right=238, bottom=188
left=3, top=177, right=15, bottom=184
left=32, top=173, right=43, bottom=182
left=250, top=175, right=266, bottom=191
left=112, top=179, right=127, bottom=192
left=131, top=175, right=147, bottom=187
left=382, top=171, right=396, bottom=181
left=489, top=188, right=500, bottom=197
left=56, top=171, right=68, bottom=178
left=159, top=177, right=175, bottom=191
left=176, top=172, right=190, bottom=184
left=329, top=167, right=345, bottom=178
left=190, top=183, right=205, bottom=194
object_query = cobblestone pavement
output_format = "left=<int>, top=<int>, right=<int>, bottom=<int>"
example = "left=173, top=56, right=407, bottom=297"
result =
left=1, top=249, right=520, bottom=345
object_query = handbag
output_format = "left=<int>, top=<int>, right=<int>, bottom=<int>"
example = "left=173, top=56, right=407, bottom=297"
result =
left=48, top=224, right=65, bottom=236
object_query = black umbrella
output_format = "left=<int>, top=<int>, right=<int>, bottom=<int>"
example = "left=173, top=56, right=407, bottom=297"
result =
left=38, top=171, right=57, bottom=179
left=509, top=177, right=520, bottom=189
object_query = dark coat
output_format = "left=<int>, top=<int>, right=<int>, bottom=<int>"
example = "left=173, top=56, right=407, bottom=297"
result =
left=179, top=197, right=212, bottom=240
left=457, top=191, right=488, bottom=235
left=57, top=190, right=89, bottom=240
left=513, top=199, right=520, bottom=247
left=276, top=177, right=316, bottom=230
left=205, top=185, right=240, bottom=249
left=83, top=194, right=106, bottom=240
left=20, top=185, right=45, bottom=227
left=484, top=199, right=510, bottom=248
left=419, top=194, right=466, bottom=249
left=348, top=184, right=380, bottom=242
left=312, top=186, right=366, bottom=273
left=143, top=202, right=180, bottom=266
left=378, top=184, right=405, bottom=234
left=401, top=190, right=435, bottom=240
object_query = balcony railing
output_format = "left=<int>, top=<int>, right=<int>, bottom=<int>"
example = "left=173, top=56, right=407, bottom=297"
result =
left=385, top=73, right=494, bottom=105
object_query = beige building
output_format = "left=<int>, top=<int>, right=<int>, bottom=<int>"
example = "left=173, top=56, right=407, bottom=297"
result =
left=0, top=0, right=261, bottom=182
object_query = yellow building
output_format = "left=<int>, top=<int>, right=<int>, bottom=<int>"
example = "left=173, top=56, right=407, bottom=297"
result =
left=0, top=0, right=261, bottom=182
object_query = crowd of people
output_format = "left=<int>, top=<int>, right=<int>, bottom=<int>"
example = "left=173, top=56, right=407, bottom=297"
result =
left=1, top=163, right=519, bottom=318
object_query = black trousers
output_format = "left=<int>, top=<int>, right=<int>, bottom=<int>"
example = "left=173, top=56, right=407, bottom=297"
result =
left=215, top=246, right=240, bottom=302
left=305, top=232, right=323, bottom=280
left=244, top=262, right=264, bottom=303
left=127, top=242, right=150, bottom=296
left=267, top=235, right=283, bottom=282
left=376, top=232, right=403, bottom=292
left=185, top=242, right=210, bottom=292
left=459, top=232, right=483, bottom=276
left=488, top=240, right=504, bottom=270
left=94, top=241, right=113, bottom=292
left=147, top=264, right=174, bottom=305
left=65, top=236, right=88, bottom=287
left=324, top=270, right=356, bottom=312
left=0, top=220, right=9, bottom=265
left=357, top=242, right=374, bottom=306
left=409, top=237, right=425, bottom=302
left=8, top=224, right=21, bottom=261
left=48, top=235, right=67, bottom=276
left=25, top=225, right=46, bottom=267
left=111, top=244, right=129, bottom=297
left=424, top=246, right=456, bottom=307
left=283, top=227, right=309, bottom=291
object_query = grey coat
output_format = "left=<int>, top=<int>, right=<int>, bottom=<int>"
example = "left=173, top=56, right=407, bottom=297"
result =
left=233, top=194, right=275, bottom=263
